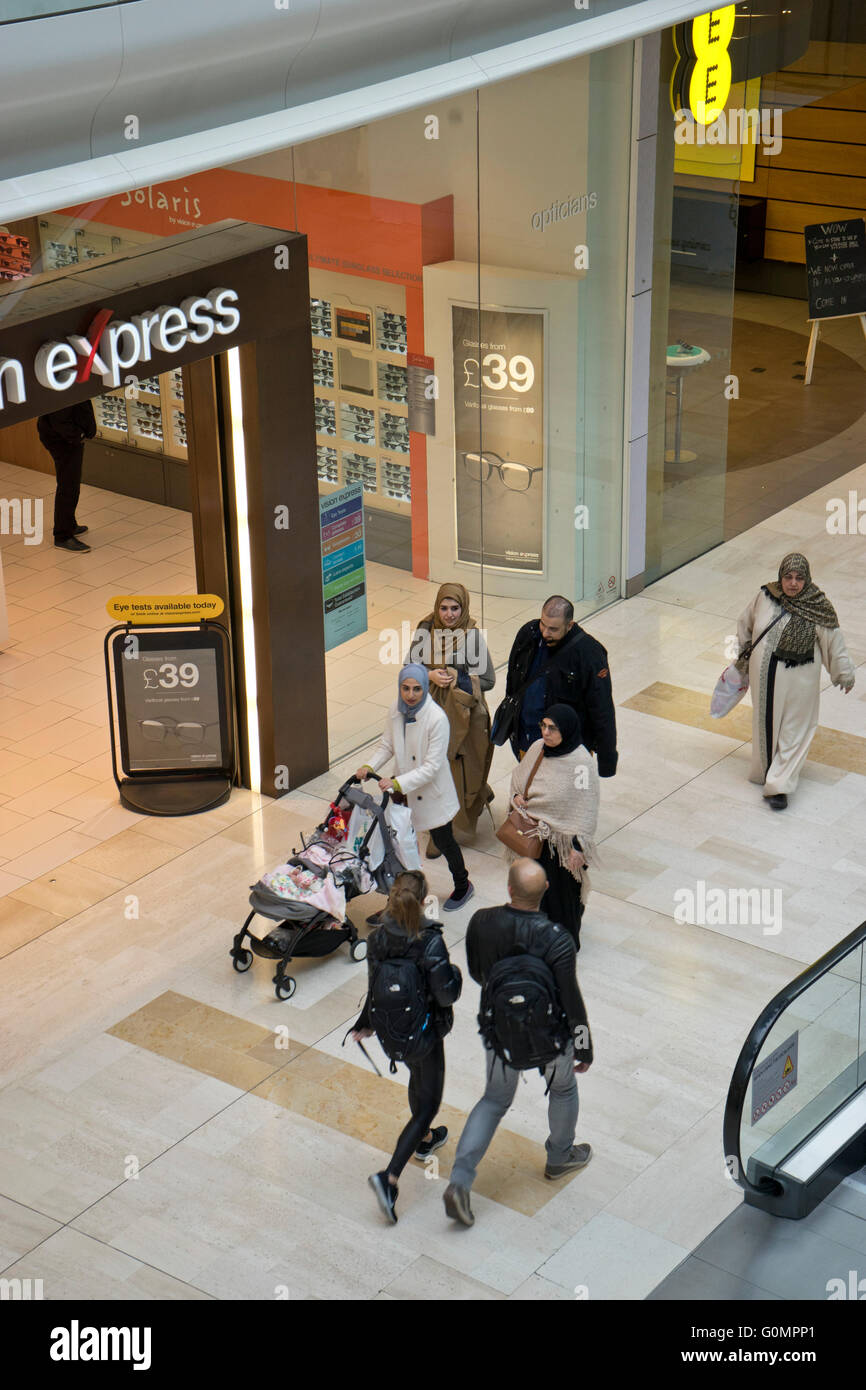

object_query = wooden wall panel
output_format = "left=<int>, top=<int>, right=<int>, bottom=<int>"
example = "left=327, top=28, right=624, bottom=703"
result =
left=755, top=137, right=866, bottom=178
left=779, top=107, right=866, bottom=142
left=783, top=42, right=866, bottom=79
left=766, top=199, right=866, bottom=233
left=765, top=229, right=808, bottom=263
left=0, top=417, right=51, bottom=474
left=763, top=168, right=866, bottom=208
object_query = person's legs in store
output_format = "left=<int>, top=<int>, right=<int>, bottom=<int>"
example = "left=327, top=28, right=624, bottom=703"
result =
left=52, top=445, right=88, bottom=551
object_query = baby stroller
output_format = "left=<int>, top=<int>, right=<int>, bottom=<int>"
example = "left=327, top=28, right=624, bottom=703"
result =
left=229, top=776, right=407, bottom=1000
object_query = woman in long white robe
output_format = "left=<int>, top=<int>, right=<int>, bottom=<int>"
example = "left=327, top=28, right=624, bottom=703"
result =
left=736, top=553, right=855, bottom=807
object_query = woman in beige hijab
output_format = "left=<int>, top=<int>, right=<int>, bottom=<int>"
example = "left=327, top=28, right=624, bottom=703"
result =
left=410, top=582, right=495, bottom=855
left=736, top=552, right=854, bottom=810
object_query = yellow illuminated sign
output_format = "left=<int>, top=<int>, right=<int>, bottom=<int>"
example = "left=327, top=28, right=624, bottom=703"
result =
left=107, top=594, right=224, bottom=624
left=672, top=5, right=736, bottom=125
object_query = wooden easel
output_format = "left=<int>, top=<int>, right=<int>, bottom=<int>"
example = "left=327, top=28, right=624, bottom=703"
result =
left=804, top=311, right=866, bottom=385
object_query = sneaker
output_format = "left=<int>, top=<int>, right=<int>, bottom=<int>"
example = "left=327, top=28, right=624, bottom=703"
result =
left=767, top=794, right=787, bottom=811
left=368, top=1171, right=398, bottom=1224
left=544, top=1143, right=592, bottom=1181
left=414, top=1125, right=448, bottom=1161
left=443, top=882, right=474, bottom=912
left=54, top=536, right=90, bottom=552
left=443, top=1182, right=474, bottom=1227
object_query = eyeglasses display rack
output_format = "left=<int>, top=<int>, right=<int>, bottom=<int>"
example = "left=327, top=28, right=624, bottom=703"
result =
left=311, top=281, right=411, bottom=514
left=93, top=366, right=187, bottom=462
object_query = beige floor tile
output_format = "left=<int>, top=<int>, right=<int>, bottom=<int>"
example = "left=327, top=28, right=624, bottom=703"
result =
left=0, top=811, right=82, bottom=861
left=383, top=1254, right=505, bottom=1300
left=0, top=896, right=65, bottom=957
left=2, top=1227, right=212, bottom=1300
left=0, top=1193, right=62, bottom=1267
left=9, top=861, right=126, bottom=917
left=2, top=830, right=103, bottom=882
left=0, top=868, right=28, bottom=897
left=4, top=772, right=103, bottom=820
left=72, top=829, right=183, bottom=881
left=5, top=717, right=98, bottom=760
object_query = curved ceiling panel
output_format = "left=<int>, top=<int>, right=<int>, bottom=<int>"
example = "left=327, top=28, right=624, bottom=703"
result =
left=0, top=0, right=714, bottom=216
left=90, top=0, right=319, bottom=156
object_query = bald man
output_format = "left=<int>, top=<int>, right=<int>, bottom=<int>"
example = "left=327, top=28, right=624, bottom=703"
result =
left=443, top=858, right=593, bottom=1227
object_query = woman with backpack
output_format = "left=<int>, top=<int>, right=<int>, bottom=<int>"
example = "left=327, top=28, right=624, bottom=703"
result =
left=351, top=870, right=462, bottom=1224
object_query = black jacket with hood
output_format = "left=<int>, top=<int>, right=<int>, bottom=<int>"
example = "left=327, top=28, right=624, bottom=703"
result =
left=355, top=914, right=462, bottom=1038
left=504, top=618, right=618, bottom=776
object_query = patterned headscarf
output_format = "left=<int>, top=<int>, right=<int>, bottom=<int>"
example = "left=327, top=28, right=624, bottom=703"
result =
left=763, top=553, right=839, bottom=666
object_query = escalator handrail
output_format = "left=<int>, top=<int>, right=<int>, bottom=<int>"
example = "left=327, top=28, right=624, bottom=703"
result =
left=723, top=918, right=866, bottom=1198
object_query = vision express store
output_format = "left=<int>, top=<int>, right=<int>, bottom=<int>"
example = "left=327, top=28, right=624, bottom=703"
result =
left=0, top=222, right=328, bottom=799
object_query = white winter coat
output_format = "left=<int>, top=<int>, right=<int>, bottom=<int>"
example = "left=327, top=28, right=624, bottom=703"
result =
left=365, top=698, right=460, bottom=832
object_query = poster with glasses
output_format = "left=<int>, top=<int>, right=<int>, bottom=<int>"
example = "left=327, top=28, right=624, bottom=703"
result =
left=114, top=630, right=228, bottom=774
left=452, top=305, right=544, bottom=572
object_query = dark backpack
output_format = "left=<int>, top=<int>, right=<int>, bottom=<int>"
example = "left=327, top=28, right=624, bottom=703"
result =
left=479, top=949, right=569, bottom=1078
left=369, top=953, right=434, bottom=1072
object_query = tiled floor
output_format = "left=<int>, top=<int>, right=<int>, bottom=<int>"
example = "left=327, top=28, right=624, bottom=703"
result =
left=649, top=1169, right=866, bottom=1301
left=0, top=444, right=864, bottom=1298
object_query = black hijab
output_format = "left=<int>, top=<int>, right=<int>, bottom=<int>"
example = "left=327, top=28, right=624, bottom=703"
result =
left=541, top=703, right=583, bottom=757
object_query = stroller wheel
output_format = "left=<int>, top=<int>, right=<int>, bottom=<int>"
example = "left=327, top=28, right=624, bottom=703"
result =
left=349, top=938, right=368, bottom=962
left=275, top=976, right=296, bottom=1001
left=232, top=949, right=253, bottom=973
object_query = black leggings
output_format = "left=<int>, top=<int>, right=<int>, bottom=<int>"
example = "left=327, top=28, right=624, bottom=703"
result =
left=386, top=1039, right=446, bottom=1180
left=429, top=821, right=468, bottom=894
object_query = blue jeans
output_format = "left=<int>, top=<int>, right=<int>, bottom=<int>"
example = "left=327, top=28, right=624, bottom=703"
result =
left=450, top=1043, right=578, bottom=1190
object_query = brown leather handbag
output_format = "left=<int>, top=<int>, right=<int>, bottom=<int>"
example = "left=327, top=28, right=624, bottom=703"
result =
left=496, top=749, right=545, bottom=859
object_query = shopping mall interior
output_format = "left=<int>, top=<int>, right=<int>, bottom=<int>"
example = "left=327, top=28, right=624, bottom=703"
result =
left=0, top=7, right=865, bottom=1306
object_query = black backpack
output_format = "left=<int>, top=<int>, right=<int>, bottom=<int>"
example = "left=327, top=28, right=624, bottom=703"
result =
left=479, top=946, right=569, bottom=1078
left=369, top=951, right=434, bottom=1072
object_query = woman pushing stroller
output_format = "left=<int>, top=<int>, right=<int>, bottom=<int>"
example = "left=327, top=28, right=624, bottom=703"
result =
left=356, top=663, right=475, bottom=917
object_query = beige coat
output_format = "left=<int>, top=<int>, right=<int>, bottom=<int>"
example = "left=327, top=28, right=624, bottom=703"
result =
left=737, top=591, right=855, bottom=796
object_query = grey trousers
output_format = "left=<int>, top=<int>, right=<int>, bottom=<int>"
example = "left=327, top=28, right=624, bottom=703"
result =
left=450, top=1043, right=578, bottom=1191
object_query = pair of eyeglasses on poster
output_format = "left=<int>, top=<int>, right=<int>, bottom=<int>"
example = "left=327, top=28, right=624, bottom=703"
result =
left=137, top=717, right=220, bottom=745
left=460, top=450, right=543, bottom=493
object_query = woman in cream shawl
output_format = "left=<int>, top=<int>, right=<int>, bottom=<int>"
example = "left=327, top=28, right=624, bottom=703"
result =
left=409, top=581, right=495, bottom=854
left=508, top=703, right=599, bottom=950
left=736, top=552, right=854, bottom=810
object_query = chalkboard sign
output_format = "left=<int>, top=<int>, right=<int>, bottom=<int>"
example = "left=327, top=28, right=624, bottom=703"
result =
left=804, top=218, right=866, bottom=321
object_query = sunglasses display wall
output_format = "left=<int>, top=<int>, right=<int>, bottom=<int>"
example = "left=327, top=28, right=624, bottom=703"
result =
left=310, top=281, right=412, bottom=516
left=93, top=368, right=187, bottom=461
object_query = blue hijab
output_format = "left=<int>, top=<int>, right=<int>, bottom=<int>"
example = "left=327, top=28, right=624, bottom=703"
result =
left=398, top=663, right=429, bottom=722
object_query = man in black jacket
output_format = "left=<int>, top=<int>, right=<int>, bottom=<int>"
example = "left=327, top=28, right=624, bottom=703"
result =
left=36, top=401, right=96, bottom=552
left=502, top=594, right=617, bottom=774
left=443, top=858, right=593, bottom=1227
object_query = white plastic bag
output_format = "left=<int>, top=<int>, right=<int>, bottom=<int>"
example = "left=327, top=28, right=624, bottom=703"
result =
left=346, top=804, right=384, bottom=869
left=710, top=664, right=749, bottom=719
left=385, top=801, right=421, bottom=870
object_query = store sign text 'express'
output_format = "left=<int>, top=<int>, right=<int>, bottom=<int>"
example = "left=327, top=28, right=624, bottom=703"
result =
left=0, top=286, right=239, bottom=411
